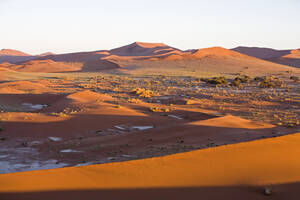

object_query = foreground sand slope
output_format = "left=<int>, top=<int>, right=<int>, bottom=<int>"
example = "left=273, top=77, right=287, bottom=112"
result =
left=1, top=133, right=300, bottom=198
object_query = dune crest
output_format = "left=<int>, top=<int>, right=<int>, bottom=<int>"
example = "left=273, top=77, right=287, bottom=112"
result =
left=134, top=42, right=167, bottom=48
left=5, top=59, right=82, bottom=73
left=66, top=90, right=115, bottom=103
left=0, top=49, right=31, bottom=56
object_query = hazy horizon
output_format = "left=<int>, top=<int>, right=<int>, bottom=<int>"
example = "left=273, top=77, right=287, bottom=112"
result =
left=1, top=0, right=299, bottom=54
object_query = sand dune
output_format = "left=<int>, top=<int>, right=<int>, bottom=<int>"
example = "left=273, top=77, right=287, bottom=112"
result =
left=112, top=46, right=299, bottom=76
left=1, top=43, right=299, bottom=75
left=0, top=49, right=31, bottom=56
left=231, top=46, right=290, bottom=60
left=0, top=80, right=55, bottom=94
left=66, top=90, right=115, bottom=103
left=269, top=49, right=300, bottom=68
left=0, top=132, right=300, bottom=199
left=188, top=115, right=274, bottom=129
left=38, top=52, right=55, bottom=57
left=232, top=46, right=300, bottom=68
left=4, top=59, right=82, bottom=73
left=0, top=49, right=36, bottom=64
left=109, top=42, right=179, bottom=57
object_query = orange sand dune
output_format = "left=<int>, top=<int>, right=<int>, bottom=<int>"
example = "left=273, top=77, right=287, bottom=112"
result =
left=0, top=80, right=55, bottom=94
left=231, top=46, right=291, bottom=60
left=109, top=42, right=178, bottom=57
left=6, top=59, right=82, bottom=73
left=134, top=42, right=167, bottom=48
left=38, top=52, right=55, bottom=57
left=232, top=46, right=300, bottom=68
left=66, top=90, right=115, bottom=103
left=188, top=115, right=274, bottom=129
left=0, top=49, right=31, bottom=56
left=0, top=49, right=35, bottom=65
left=282, top=49, right=300, bottom=59
left=114, top=46, right=299, bottom=76
left=0, top=132, right=300, bottom=199
left=2, top=44, right=299, bottom=74
left=268, top=49, right=300, bottom=68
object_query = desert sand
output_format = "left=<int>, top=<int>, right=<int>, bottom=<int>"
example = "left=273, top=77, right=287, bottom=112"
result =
left=1, top=133, right=300, bottom=199
left=0, top=42, right=299, bottom=199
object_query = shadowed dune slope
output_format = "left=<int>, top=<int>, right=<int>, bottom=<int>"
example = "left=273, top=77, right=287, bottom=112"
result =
left=232, top=46, right=300, bottom=68
left=231, top=46, right=291, bottom=60
left=1, top=132, right=300, bottom=193
left=0, top=49, right=31, bottom=56
left=0, top=49, right=36, bottom=64
left=269, top=49, right=300, bottom=68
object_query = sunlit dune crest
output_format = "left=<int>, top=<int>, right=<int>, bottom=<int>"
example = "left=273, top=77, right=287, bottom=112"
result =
left=0, top=49, right=31, bottom=56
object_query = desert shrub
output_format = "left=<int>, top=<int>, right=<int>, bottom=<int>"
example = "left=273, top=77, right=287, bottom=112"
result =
left=128, top=98, right=141, bottom=103
left=149, top=107, right=170, bottom=112
left=234, top=75, right=251, bottom=83
left=231, top=79, right=241, bottom=87
left=115, top=105, right=122, bottom=109
left=201, top=77, right=228, bottom=85
left=256, top=76, right=283, bottom=88
left=131, top=88, right=154, bottom=98
left=254, top=76, right=265, bottom=81
left=259, top=80, right=275, bottom=88
left=290, top=76, right=300, bottom=82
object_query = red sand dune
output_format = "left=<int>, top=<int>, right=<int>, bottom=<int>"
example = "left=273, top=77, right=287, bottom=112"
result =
left=2, top=43, right=299, bottom=74
left=232, top=46, right=300, bottom=68
left=0, top=80, right=55, bottom=94
left=0, top=49, right=35, bottom=64
left=109, top=45, right=299, bottom=76
left=109, top=42, right=179, bottom=57
left=66, top=90, right=115, bottom=103
left=0, top=49, right=31, bottom=56
left=0, top=132, right=300, bottom=199
left=5, top=59, right=82, bottom=73
left=231, top=46, right=291, bottom=60
left=282, top=49, right=300, bottom=59
left=38, top=52, right=55, bottom=57
left=270, top=49, right=300, bottom=68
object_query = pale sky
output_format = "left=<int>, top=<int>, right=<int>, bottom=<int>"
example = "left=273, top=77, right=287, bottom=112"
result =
left=0, top=0, right=299, bottom=55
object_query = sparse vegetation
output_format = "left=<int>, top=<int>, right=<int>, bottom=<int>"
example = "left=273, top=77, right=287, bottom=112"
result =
left=201, top=77, right=228, bottom=85
left=131, top=88, right=154, bottom=98
left=234, top=75, right=251, bottom=83
left=290, top=76, right=300, bottom=82
left=127, top=98, right=141, bottom=103
left=149, top=107, right=170, bottom=112
left=256, top=76, right=283, bottom=88
left=231, top=79, right=241, bottom=87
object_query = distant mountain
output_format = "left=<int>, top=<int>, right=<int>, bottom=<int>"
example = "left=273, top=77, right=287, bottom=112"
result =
left=232, top=46, right=300, bottom=68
